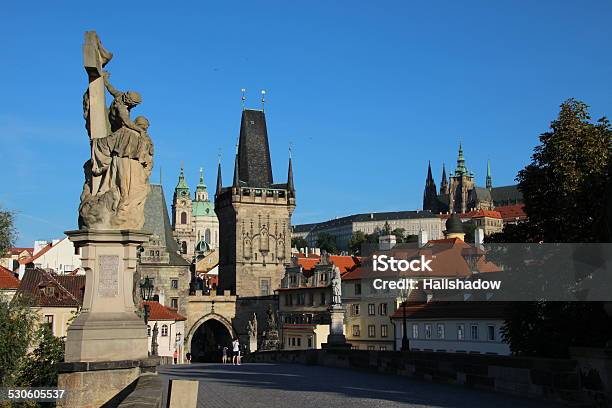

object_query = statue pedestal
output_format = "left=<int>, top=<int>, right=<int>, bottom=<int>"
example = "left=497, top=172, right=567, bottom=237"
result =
left=322, top=305, right=351, bottom=350
left=64, top=229, right=150, bottom=362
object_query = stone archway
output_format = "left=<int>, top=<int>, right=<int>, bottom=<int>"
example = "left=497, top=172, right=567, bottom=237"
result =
left=187, top=313, right=235, bottom=362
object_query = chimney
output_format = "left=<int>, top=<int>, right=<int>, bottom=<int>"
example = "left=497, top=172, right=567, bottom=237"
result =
left=475, top=227, right=485, bottom=249
left=378, top=234, right=396, bottom=251
left=418, top=229, right=428, bottom=248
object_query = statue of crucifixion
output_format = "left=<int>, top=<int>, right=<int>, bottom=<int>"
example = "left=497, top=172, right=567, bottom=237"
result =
left=79, top=31, right=154, bottom=230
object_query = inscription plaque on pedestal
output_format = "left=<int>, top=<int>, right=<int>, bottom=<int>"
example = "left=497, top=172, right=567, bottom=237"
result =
left=98, top=255, right=119, bottom=297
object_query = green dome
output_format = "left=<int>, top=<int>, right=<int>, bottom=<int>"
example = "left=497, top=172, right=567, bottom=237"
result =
left=446, top=213, right=464, bottom=234
left=195, top=239, right=211, bottom=253
left=192, top=200, right=215, bottom=217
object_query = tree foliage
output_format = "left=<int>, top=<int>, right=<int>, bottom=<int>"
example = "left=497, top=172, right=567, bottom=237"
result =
left=316, top=233, right=338, bottom=254
left=492, top=99, right=612, bottom=357
left=0, top=206, right=17, bottom=256
left=291, top=237, right=308, bottom=251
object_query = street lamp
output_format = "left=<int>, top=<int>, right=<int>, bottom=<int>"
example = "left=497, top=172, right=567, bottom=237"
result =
left=139, top=276, right=154, bottom=324
left=399, top=287, right=410, bottom=352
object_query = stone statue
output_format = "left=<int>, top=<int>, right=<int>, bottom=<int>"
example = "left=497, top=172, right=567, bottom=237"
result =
left=265, top=304, right=277, bottom=330
left=151, top=322, right=159, bottom=356
left=247, top=312, right=258, bottom=338
left=78, top=31, right=153, bottom=230
left=331, top=265, right=342, bottom=305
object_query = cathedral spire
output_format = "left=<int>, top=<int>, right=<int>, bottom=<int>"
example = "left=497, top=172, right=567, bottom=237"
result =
left=454, top=142, right=468, bottom=177
left=486, top=159, right=492, bottom=190
left=440, top=163, right=449, bottom=195
left=423, top=160, right=439, bottom=213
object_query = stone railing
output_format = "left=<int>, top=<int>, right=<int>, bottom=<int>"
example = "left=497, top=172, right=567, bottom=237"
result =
left=245, top=348, right=612, bottom=407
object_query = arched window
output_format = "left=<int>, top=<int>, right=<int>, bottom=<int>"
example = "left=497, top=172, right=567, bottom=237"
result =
left=161, top=325, right=168, bottom=336
left=180, top=211, right=187, bottom=224
left=181, top=241, right=187, bottom=254
left=205, top=229, right=211, bottom=244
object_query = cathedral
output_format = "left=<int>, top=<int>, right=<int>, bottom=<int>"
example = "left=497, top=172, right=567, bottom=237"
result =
left=172, top=167, right=220, bottom=262
left=423, top=144, right=523, bottom=214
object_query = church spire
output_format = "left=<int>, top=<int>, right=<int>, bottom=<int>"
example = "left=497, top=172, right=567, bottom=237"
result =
left=440, top=163, right=449, bottom=195
left=233, top=150, right=240, bottom=189
left=423, top=161, right=439, bottom=213
left=454, top=142, right=468, bottom=177
left=175, top=165, right=189, bottom=192
left=215, top=160, right=222, bottom=197
left=486, top=159, right=492, bottom=190
left=287, top=154, right=295, bottom=196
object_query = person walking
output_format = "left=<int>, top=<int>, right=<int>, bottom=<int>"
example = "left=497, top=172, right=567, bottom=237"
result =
left=232, top=338, right=240, bottom=365
left=186, top=352, right=191, bottom=364
left=222, top=346, right=228, bottom=364
left=173, top=350, right=178, bottom=364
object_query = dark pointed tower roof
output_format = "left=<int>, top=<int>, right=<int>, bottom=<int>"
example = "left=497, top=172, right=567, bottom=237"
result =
left=423, top=161, right=439, bottom=213
left=237, top=109, right=273, bottom=187
left=233, top=151, right=240, bottom=188
left=287, top=156, right=295, bottom=196
left=440, top=163, right=449, bottom=195
left=215, top=160, right=222, bottom=196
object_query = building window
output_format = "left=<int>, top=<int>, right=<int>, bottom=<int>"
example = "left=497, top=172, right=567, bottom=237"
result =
left=379, top=303, right=387, bottom=315
left=379, top=346, right=387, bottom=351
left=320, top=292, right=326, bottom=305
left=181, top=241, right=187, bottom=254
left=412, top=324, right=419, bottom=339
left=487, top=325, right=495, bottom=341
left=260, top=279, right=270, bottom=296
left=471, top=324, right=479, bottom=340
left=368, top=325, right=376, bottom=337
left=367, top=345, right=376, bottom=351
left=308, top=293, right=314, bottom=306
left=457, top=324, right=465, bottom=340
left=307, top=337, right=313, bottom=348
left=381, top=325, right=388, bottom=338
left=351, top=304, right=360, bottom=316
left=171, top=298, right=179, bottom=309
left=352, top=325, right=360, bottom=337
left=297, top=338, right=301, bottom=347
left=355, top=283, right=361, bottom=295
left=205, top=229, right=211, bottom=244
left=161, top=325, right=168, bottom=336
left=425, top=324, right=432, bottom=339
left=437, top=323, right=445, bottom=339
left=44, top=315, right=54, bottom=333
left=171, top=279, right=178, bottom=289
left=147, top=325, right=151, bottom=337
left=180, top=211, right=187, bottom=224
left=368, top=304, right=375, bottom=316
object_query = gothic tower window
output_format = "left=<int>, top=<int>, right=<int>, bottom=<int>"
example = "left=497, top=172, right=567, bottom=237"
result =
left=205, top=229, right=211, bottom=244
left=180, top=211, right=187, bottom=224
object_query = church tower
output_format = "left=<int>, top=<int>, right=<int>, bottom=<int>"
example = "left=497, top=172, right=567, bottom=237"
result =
left=422, top=161, right=439, bottom=213
left=215, top=108, right=296, bottom=297
left=486, top=160, right=493, bottom=190
left=192, top=168, right=219, bottom=249
left=440, top=163, right=449, bottom=195
left=172, top=166, right=195, bottom=259
left=448, top=143, right=475, bottom=213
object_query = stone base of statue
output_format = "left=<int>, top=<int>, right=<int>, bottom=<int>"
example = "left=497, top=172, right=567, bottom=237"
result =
left=322, top=305, right=351, bottom=350
left=249, top=335, right=258, bottom=353
left=261, top=330, right=280, bottom=350
left=64, top=229, right=150, bottom=362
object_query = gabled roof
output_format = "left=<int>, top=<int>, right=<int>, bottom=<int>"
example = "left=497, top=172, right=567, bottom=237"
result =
left=16, top=268, right=85, bottom=307
left=490, top=185, right=523, bottom=205
left=19, top=241, right=56, bottom=265
left=144, top=184, right=189, bottom=266
left=496, top=204, right=527, bottom=221
left=143, top=301, right=186, bottom=321
left=8, top=247, right=33, bottom=256
left=0, top=265, right=19, bottom=289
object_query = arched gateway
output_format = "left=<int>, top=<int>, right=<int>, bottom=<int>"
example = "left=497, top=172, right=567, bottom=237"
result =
left=187, top=313, right=235, bottom=362
left=185, top=292, right=237, bottom=362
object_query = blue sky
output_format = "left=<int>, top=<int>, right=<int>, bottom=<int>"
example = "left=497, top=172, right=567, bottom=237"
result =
left=1, top=1, right=611, bottom=246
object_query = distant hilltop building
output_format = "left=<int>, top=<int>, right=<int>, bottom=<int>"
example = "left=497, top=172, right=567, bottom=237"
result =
left=293, top=211, right=443, bottom=251
left=423, top=144, right=523, bottom=214
left=172, top=167, right=220, bottom=261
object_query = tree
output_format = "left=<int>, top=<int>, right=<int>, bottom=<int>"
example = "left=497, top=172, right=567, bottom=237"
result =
left=349, top=231, right=367, bottom=255
left=391, top=228, right=406, bottom=243
left=17, top=325, right=65, bottom=387
left=492, top=99, right=612, bottom=357
left=291, top=237, right=308, bottom=251
left=0, top=206, right=17, bottom=256
left=316, top=233, right=338, bottom=254
left=0, top=295, right=38, bottom=387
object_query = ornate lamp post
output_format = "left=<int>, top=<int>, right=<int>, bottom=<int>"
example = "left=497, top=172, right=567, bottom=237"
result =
left=139, top=276, right=154, bottom=324
left=399, top=287, right=410, bottom=352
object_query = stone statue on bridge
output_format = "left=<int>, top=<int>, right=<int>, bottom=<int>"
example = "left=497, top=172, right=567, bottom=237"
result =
left=79, top=31, right=154, bottom=231
left=331, top=265, right=342, bottom=305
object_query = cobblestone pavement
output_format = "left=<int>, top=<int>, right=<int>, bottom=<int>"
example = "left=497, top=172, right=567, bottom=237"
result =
left=158, top=363, right=563, bottom=408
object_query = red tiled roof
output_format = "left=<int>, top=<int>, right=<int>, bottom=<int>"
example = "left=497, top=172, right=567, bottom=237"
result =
left=143, top=301, right=186, bottom=321
left=440, top=210, right=501, bottom=220
left=19, top=242, right=55, bottom=265
left=390, top=301, right=512, bottom=319
left=0, top=265, right=19, bottom=289
left=496, top=204, right=527, bottom=221
left=16, top=268, right=85, bottom=307
left=8, top=247, right=33, bottom=256
left=295, top=255, right=361, bottom=274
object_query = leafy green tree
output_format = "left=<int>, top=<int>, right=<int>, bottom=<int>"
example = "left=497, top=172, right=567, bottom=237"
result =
left=316, top=233, right=338, bottom=254
left=0, top=295, right=38, bottom=387
left=17, top=325, right=65, bottom=387
left=391, top=228, right=406, bottom=243
left=349, top=231, right=367, bottom=255
left=491, top=99, right=612, bottom=357
left=291, top=237, right=308, bottom=251
left=0, top=206, right=16, bottom=256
